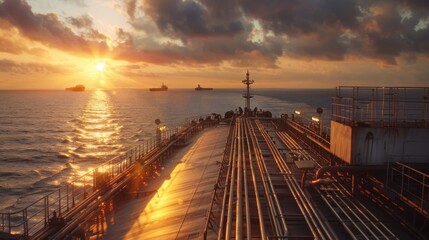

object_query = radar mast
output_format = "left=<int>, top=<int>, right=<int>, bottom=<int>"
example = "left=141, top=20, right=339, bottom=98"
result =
left=242, top=70, right=254, bottom=114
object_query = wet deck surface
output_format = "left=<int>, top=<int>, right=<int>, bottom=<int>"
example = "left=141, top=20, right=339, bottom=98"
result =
left=103, top=126, right=228, bottom=239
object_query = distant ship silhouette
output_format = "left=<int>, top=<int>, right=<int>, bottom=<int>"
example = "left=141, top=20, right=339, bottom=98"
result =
left=195, top=84, right=213, bottom=91
left=149, top=83, right=168, bottom=91
left=65, top=84, right=85, bottom=91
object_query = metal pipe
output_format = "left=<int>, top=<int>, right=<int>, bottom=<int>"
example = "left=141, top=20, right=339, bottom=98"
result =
left=225, top=121, right=238, bottom=239
left=275, top=129, right=335, bottom=239
left=315, top=165, right=385, bottom=180
left=244, top=118, right=266, bottom=239
left=243, top=120, right=251, bottom=239
left=236, top=118, right=243, bottom=239
left=250, top=120, right=285, bottom=237
left=280, top=126, right=397, bottom=239
left=335, top=182, right=396, bottom=238
left=218, top=120, right=237, bottom=239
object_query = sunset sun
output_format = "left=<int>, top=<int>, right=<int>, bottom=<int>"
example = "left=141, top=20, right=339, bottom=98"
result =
left=96, top=62, right=105, bottom=72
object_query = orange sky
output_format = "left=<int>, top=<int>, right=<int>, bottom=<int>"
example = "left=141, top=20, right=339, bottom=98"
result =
left=0, top=0, right=428, bottom=90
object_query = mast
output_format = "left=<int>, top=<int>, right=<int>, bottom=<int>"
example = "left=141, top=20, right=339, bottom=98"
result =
left=242, top=70, right=254, bottom=112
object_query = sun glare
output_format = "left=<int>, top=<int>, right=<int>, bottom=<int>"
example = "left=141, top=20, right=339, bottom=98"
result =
left=96, top=62, right=105, bottom=72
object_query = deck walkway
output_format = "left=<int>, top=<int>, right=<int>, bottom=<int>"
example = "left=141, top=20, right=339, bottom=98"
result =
left=102, top=125, right=228, bottom=239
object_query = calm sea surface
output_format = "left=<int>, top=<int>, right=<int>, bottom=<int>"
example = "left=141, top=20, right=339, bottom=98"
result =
left=0, top=88, right=333, bottom=210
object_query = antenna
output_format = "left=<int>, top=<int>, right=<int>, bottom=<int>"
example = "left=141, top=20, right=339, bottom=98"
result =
left=242, top=70, right=254, bottom=113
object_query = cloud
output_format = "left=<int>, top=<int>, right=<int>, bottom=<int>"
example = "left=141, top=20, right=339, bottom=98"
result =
left=238, top=0, right=359, bottom=35
left=63, top=0, right=86, bottom=7
left=84, top=29, right=108, bottom=41
left=142, top=0, right=245, bottom=38
left=353, top=1, right=429, bottom=64
left=124, top=0, right=137, bottom=20
left=67, top=14, right=93, bottom=28
left=286, top=32, right=348, bottom=61
left=0, top=0, right=108, bottom=57
left=0, top=59, right=69, bottom=74
left=66, top=14, right=107, bottom=41
left=112, top=26, right=283, bottom=68
left=0, top=35, right=28, bottom=54
left=235, top=0, right=429, bottom=65
left=0, top=29, right=47, bottom=56
left=3, top=0, right=428, bottom=68
left=120, top=0, right=429, bottom=66
left=401, top=0, right=429, bottom=10
left=118, top=1, right=282, bottom=67
left=115, top=63, right=160, bottom=79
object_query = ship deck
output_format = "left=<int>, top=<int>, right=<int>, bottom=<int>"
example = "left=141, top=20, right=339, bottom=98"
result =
left=103, top=126, right=229, bottom=239
left=99, top=118, right=417, bottom=240
left=1, top=117, right=427, bottom=239
left=2, top=84, right=428, bottom=239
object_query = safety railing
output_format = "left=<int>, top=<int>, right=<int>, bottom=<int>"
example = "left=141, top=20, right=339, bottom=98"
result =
left=203, top=117, right=235, bottom=239
left=387, top=162, right=429, bottom=217
left=332, top=86, right=429, bottom=128
left=0, top=117, right=207, bottom=239
left=283, top=117, right=330, bottom=149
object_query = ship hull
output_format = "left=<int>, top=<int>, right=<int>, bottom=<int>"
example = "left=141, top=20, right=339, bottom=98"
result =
left=195, top=88, right=213, bottom=91
left=149, top=88, right=168, bottom=91
left=65, top=85, right=85, bottom=91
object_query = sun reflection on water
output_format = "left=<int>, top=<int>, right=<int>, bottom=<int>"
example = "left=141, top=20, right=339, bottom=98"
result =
left=62, top=90, right=123, bottom=164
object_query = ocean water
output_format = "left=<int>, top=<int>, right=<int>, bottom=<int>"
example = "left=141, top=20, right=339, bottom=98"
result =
left=0, top=88, right=332, bottom=211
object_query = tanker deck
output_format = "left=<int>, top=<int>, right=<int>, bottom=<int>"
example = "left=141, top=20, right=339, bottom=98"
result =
left=1, top=79, right=428, bottom=239
left=90, top=117, right=417, bottom=239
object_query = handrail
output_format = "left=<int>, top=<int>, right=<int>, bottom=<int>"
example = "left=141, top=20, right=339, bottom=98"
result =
left=393, top=162, right=429, bottom=178
left=332, top=86, right=429, bottom=127
left=286, top=118, right=331, bottom=148
left=0, top=115, right=217, bottom=239
left=50, top=125, right=197, bottom=239
left=388, top=162, right=429, bottom=218
left=202, top=118, right=234, bottom=239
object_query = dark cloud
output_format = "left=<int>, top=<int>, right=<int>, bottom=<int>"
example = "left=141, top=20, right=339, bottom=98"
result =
left=3, top=0, right=428, bottom=68
left=127, top=0, right=362, bottom=65
left=0, top=0, right=108, bottom=57
left=238, top=0, right=359, bottom=35
left=286, top=32, right=348, bottom=61
left=124, top=0, right=137, bottom=20
left=400, top=0, right=429, bottom=10
left=85, top=29, right=107, bottom=41
left=117, top=0, right=429, bottom=66
left=67, top=14, right=93, bottom=28
left=395, top=8, right=429, bottom=53
left=66, top=14, right=108, bottom=41
left=351, top=1, right=429, bottom=64
left=112, top=27, right=282, bottom=68
left=0, top=59, right=68, bottom=74
left=233, top=0, right=364, bottom=62
left=349, top=3, right=403, bottom=64
left=121, top=0, right=281, bottom=67
left=198, top=0, right=241, bottom=20
left=115, top=28, right=133, bottom=45
left=233, top=0, right=429, bottom=65
left=142, top=0, right=245, bottom=38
